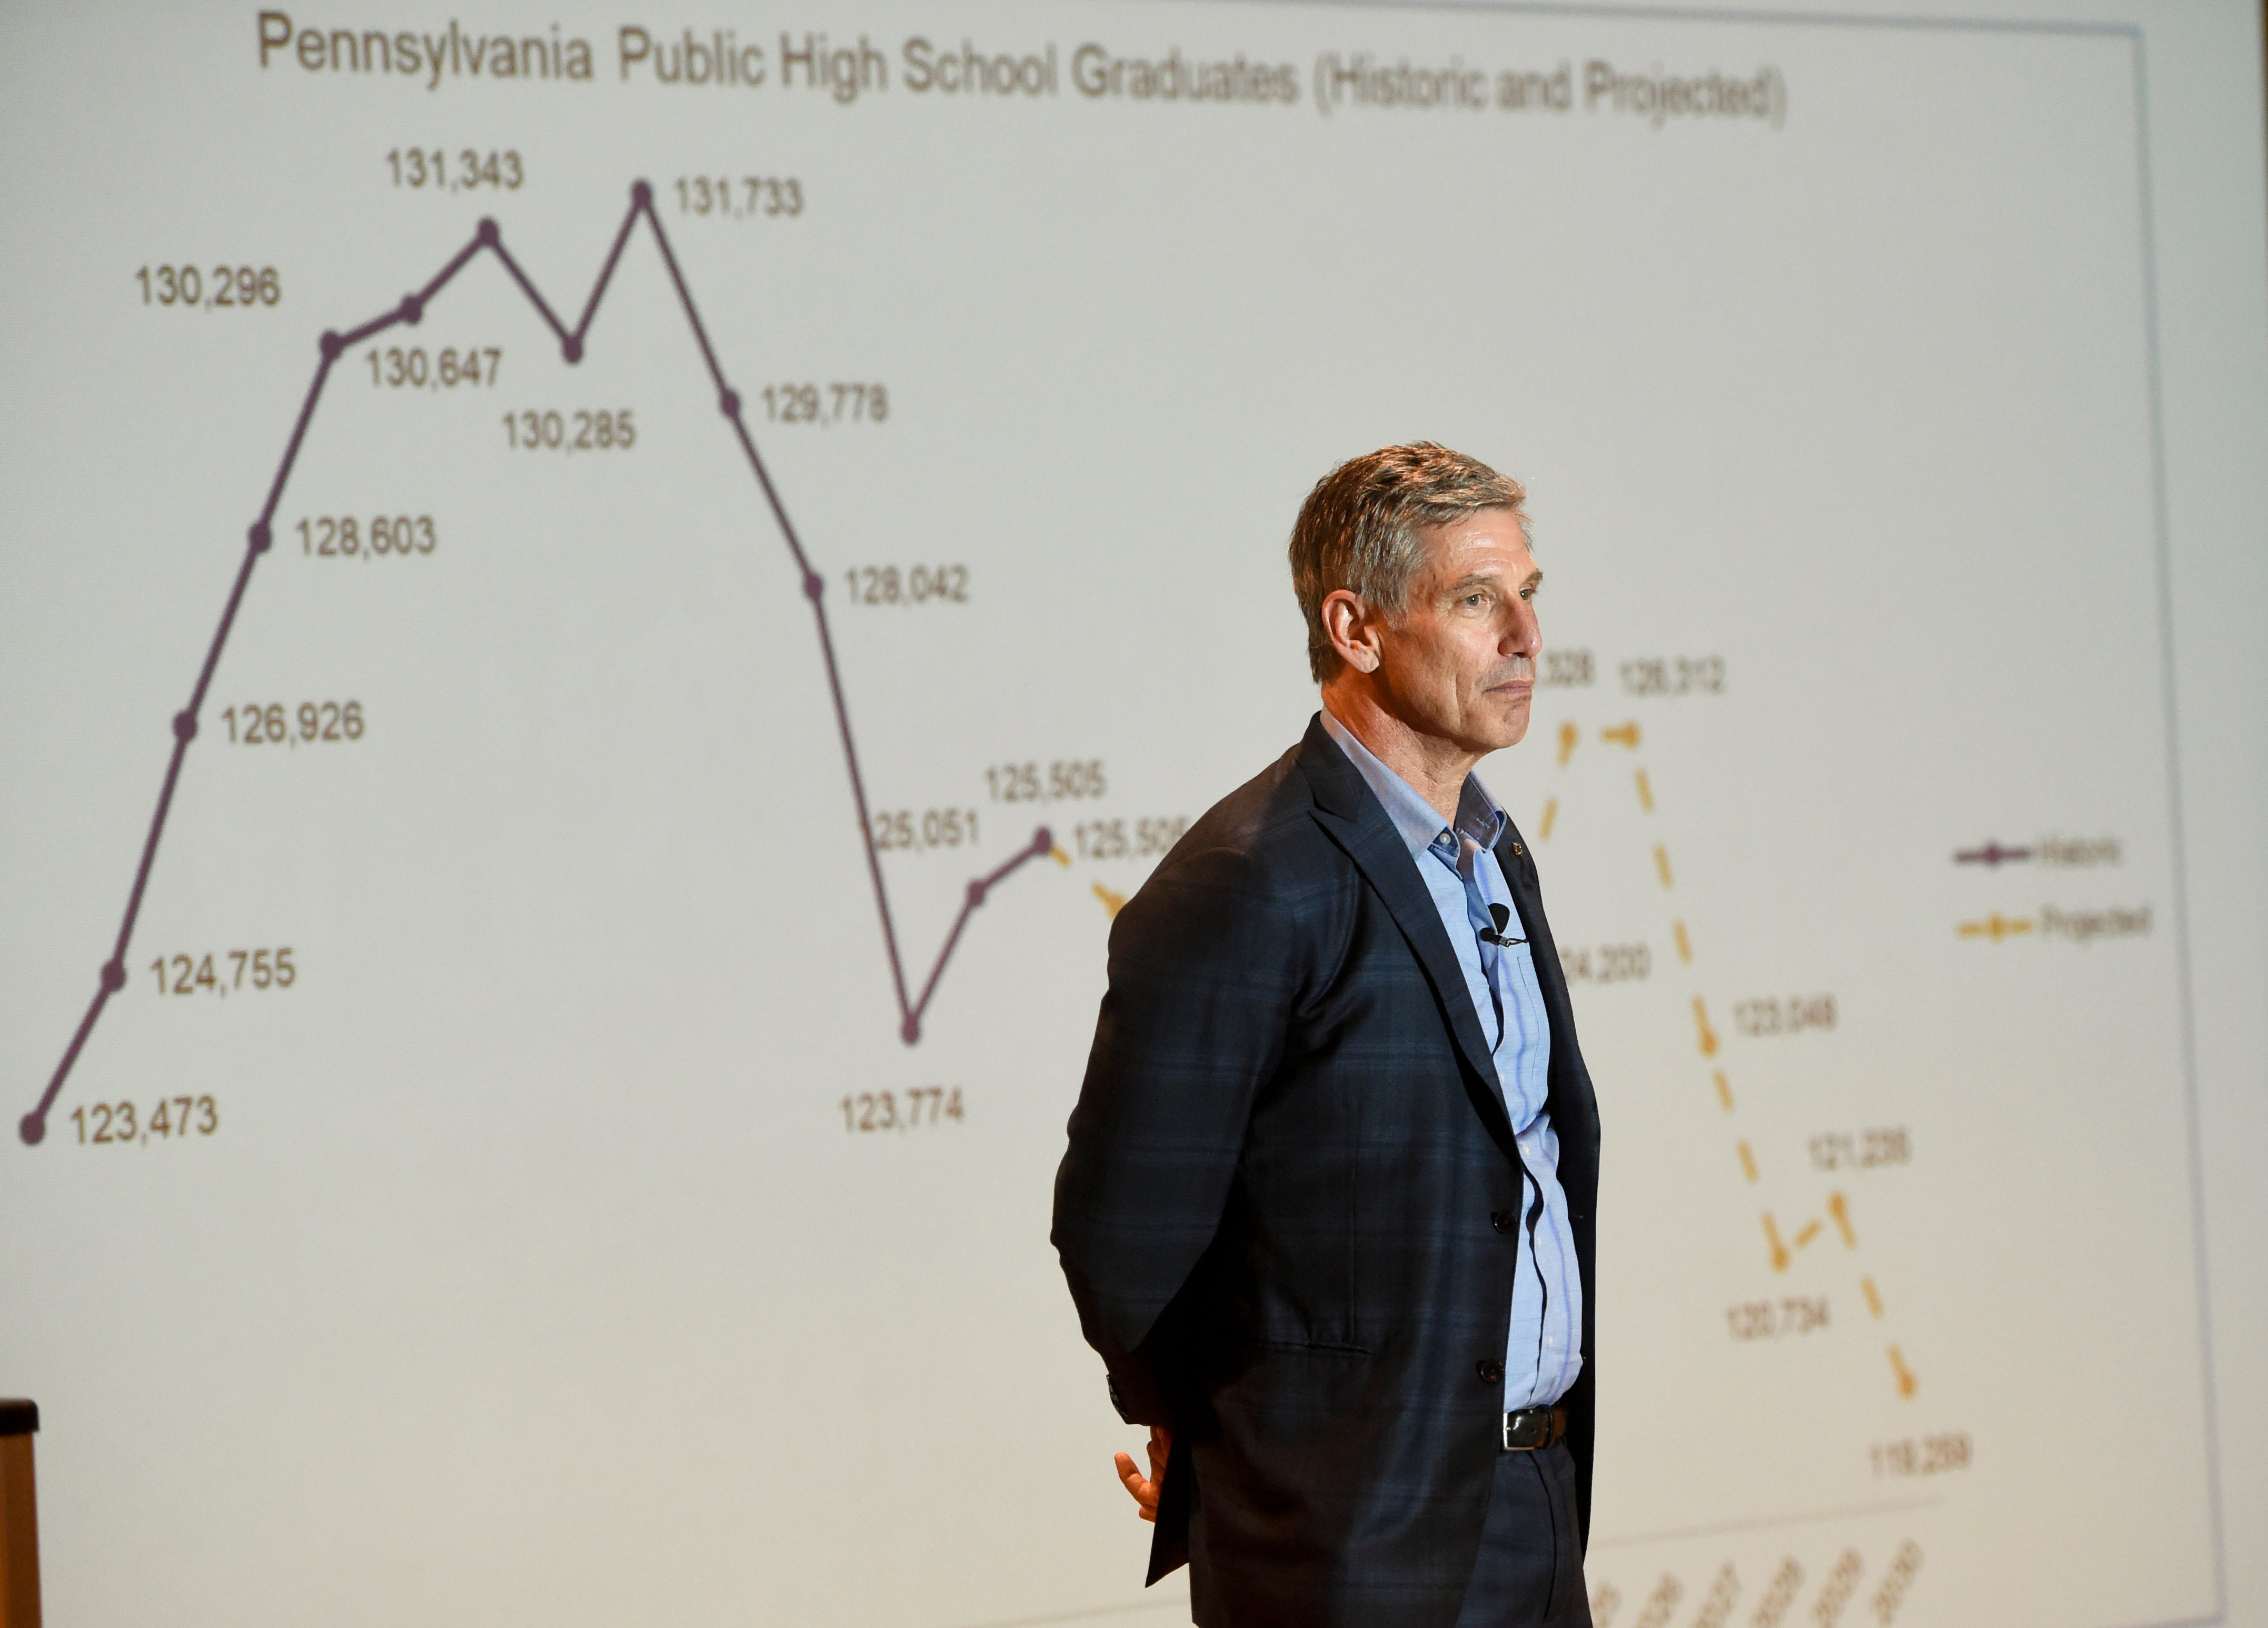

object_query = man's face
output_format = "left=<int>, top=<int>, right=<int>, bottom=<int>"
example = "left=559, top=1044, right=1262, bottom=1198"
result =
left=1371, top=510, right=1543, bottom=755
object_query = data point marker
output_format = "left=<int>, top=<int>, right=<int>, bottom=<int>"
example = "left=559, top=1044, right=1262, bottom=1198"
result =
left=966, top=880, right=989, bottom=907
left=562, top=335, right=583, bottom=363
left=248, top=520, right=271, bottom=553
left=720, top=389, right=740, bottom=418
left=803, top=571, right=824, bottom=601
left=1031, top=826, right=1053, bottom=855
left=18, top=1113, right=43, bottom=1147
left=173, top=711, right=196, bottom=742
left=475, top=217, right=500, bottom=247
left=899, top=1015, right=920, bottom=1045
left=319, top=330, right=343, bottom=361
left=632, top=180, right=653, bottom=208
left=399, top=293, right=423, bottom=325
left=101, top=960, right=125, bottom=994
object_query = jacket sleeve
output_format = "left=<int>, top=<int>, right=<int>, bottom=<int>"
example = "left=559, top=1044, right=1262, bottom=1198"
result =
left=1051, top=838, right=1310, bottom=1424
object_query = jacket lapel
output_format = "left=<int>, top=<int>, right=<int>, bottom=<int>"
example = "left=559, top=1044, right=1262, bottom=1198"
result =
left=1295, top=717, right=1520, bottom=1158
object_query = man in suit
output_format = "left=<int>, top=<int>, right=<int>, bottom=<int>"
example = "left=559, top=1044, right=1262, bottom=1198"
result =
left=1052, top=443, right=1601, bottom=1627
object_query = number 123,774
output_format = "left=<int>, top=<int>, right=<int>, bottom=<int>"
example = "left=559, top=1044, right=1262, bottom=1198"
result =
left=842, top=1088, right=963, bottom=1133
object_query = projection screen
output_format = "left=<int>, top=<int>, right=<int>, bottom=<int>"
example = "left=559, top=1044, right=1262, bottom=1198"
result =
left=3, top=3, right=2263, bottom=1626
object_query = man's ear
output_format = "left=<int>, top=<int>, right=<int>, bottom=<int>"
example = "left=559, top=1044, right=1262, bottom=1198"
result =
left=1320, top=589, right=1381, bottom=674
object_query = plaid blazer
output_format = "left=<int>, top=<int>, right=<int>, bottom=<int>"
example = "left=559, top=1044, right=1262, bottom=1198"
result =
left=1053, top=715, right=1601, bottom=1628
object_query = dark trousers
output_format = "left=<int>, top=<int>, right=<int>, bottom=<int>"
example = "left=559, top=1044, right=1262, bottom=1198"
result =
left=1452, top=1442, right=1592, bottom=1628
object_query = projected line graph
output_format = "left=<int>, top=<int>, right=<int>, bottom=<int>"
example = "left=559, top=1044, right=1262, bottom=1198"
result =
left=18, top=178, right=1051, bottom=1147
left=1543, top=716, right=1918, bottom=1399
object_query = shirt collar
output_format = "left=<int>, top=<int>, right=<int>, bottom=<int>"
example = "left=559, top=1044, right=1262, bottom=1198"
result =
left=1318, top=707, right=1508, bottom=865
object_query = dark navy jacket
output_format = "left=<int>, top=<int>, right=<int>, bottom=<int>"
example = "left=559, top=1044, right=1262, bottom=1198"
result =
left=1053, top=716, right=1601, bottom=1628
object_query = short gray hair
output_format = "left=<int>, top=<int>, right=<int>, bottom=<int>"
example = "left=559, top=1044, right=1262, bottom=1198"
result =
left=1288, top=443, right=1528, bottom=682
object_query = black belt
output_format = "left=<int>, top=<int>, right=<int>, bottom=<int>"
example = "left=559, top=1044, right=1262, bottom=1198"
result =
left=1503, top=1405, right=1567, bottom=1452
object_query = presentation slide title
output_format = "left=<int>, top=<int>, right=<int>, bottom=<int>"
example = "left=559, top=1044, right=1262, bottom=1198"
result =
left=254, top=13, right=1788, bottom=127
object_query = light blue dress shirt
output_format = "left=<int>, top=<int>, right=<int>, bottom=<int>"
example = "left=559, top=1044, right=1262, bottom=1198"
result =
left=1320, top=709, right=1583, bottom=1410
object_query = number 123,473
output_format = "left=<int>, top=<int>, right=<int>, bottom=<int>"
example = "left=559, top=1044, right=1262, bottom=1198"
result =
left=72, top=1096, right=219, bottom=1144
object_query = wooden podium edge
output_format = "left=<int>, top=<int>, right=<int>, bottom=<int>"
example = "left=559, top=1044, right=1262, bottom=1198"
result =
left=0, top=1399, right=39, bottom=1628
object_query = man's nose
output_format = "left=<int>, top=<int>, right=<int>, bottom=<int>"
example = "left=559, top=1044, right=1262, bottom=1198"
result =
left=1503, top=600, right=1541, bottom=654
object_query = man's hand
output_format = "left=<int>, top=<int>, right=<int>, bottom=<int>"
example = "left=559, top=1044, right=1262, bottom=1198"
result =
left=1112, top=1426, right=1171, bottom=1522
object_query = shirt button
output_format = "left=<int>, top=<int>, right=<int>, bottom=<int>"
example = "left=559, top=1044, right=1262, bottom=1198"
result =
left=1490, top=1210, right=1515, bottom=1234
left=1477, top=1358, right=1505, bottom=1385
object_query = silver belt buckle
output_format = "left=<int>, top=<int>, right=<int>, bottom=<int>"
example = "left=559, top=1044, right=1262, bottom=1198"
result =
left=1503, top=1406, right=1553, bottom=1452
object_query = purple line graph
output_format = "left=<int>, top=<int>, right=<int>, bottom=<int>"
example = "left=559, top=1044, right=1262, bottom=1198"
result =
left=18, top=180, right=1052, bottom=1146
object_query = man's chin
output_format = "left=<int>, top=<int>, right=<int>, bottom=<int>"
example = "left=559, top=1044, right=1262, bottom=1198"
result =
left=1483, top=693, right=1533, bottom=750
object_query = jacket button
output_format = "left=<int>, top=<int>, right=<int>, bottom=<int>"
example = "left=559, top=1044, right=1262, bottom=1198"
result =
left=1490, top=1210, right=1515, bottom=1234
left=1477, top=1358, right=1505, bottom=1385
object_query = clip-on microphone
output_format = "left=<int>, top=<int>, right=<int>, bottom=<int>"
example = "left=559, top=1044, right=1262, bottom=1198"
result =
left=1480, top=904, right=1525, bottom=948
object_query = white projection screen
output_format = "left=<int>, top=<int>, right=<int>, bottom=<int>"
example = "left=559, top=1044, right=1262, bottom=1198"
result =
left=3, top=3, right=2264, bottom=1626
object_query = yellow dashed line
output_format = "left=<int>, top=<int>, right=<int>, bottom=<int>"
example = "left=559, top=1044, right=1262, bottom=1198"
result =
left=1888, top=1344, right=1917, bottom=1397
left=1958, top=914, right=2033, bottom=940
left=1764, top=1213, right=1791, bottom=1273
left=1828, top=1192, right=1857, bottom=1248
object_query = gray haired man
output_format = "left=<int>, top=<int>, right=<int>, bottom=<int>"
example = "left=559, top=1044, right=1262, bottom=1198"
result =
left=1055, top=444, right=1602, bottom=1626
